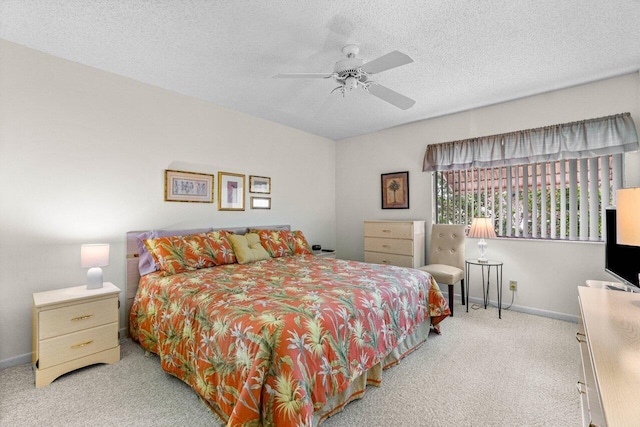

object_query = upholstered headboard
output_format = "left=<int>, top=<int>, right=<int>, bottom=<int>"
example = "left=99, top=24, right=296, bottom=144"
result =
left=125, top=225, right=290, bottom=335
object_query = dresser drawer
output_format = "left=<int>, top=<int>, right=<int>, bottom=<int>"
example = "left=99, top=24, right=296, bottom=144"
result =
left=38, top=322, right=118, bottom=369
left=39, top=297, right=118, bottom=340
left=364, top=222, right=414, bottom=239
left=364, top=237, right=413, bottom=256
left=364, top=251, right=414, bottom=268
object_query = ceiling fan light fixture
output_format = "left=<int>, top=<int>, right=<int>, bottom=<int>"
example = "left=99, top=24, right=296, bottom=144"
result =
left=345, top=76, right=358, bottom=91
left=274, top=44, right=415, bottom=110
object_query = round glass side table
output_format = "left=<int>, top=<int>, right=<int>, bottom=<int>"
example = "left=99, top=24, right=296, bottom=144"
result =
left=465, top=259, right=504, bottom=318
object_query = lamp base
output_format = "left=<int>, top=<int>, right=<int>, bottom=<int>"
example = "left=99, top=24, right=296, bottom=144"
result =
left=86, top=267, right=104, bottom=289
left=477, top=238, right=488, bottom=263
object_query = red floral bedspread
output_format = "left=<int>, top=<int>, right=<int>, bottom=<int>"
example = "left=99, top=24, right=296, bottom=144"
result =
left=130, top=255, right=449, bottom=426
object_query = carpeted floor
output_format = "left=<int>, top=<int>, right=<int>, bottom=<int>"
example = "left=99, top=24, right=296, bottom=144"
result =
left=0, top=301, right=581, bottom=426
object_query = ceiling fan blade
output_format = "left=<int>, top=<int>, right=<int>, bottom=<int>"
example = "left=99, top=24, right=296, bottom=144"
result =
left=361, top=51, right=413, bottom=74
left=273, top=73, right=334, bottom=79
left=367, top=84, right=416, bottom=110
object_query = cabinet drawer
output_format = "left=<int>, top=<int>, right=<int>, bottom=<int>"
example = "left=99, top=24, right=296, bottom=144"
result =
left=38, top=322, right=118, bottom=369
left=576, top=319, right=604, bottom=426
left=39, top=297, right=118, bottom=340
left=364, top=222, right=414, bottom=239
left=364, top=237, right=413, bottom=256
left=364, top=251, right=414, bottom=268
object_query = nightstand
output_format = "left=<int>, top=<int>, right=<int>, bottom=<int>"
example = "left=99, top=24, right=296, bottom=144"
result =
left=32, top=282, right=121, bottom=387
left=313, top=250, right=336, bottom=259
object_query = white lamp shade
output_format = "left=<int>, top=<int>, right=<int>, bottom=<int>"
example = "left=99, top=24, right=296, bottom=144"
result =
left=617, top=188, right=640, bottom=247
left=81, top=244, right=110, bottom=268
left=468, top=217, right=497, bottom=239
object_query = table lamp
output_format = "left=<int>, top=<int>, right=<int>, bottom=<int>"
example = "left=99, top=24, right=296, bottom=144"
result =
left=81, top=243, right=109, bottom=289
left=617, top=188, right=640, bottom=246
left=468, top=217, right=497, bottom=263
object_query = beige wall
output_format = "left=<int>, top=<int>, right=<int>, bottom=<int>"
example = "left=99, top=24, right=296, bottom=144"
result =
left=0, top=40, right=336, bottom=366
left=336, top=72, right=640, bottom=320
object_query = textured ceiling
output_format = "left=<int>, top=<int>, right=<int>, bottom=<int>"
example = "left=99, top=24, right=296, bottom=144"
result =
left=2, top=0, right=640, bottom=141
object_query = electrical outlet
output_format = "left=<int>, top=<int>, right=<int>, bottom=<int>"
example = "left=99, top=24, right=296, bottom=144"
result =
left=509, top=280, right=517, bottom=291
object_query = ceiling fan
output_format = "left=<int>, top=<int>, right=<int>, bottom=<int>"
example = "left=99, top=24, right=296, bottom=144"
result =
left=274, top=44, right=416, bottom=110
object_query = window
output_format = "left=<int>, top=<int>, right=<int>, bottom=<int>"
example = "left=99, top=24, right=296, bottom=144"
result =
left=424, top=113, right=638, bottom=242
left=435, top=154, right=623, bottom=241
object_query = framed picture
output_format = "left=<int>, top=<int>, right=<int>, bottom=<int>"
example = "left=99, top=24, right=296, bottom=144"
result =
left=164, top=170, right=214, bottom=203
left=249, top=175, right=271, bottom=194
left=381, top=171, right=409, bottom=209
left=218, top=172, right=245, bottom=211
left=251, top=196, right=271, bottom=209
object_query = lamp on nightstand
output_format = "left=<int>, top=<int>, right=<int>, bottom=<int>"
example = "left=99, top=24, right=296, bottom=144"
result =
left=81, top=244, right=109, bottom=289
left=468, top=217, right=497, bottom=263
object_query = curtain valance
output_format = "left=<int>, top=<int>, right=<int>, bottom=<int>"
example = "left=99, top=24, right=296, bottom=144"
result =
left=422, top=112, right=639, bottom=172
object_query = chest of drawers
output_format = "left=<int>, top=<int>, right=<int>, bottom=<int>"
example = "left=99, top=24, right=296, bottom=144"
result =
left=364, top=220, right=425, bottom=268
left=32, top=282, right=121, bottom=387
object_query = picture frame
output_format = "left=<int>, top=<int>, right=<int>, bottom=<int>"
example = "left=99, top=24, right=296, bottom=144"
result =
left=218, top=172, right=245, bottom=211
left=164, top=170, right=214, bottom=203
left=251, top=196, right=271, bottom=210
left=249, top=175, right=271, bottom=194
left=381, top=171, right=409, bottom=209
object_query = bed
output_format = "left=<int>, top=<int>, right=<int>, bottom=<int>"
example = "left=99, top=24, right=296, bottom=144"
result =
left=126, top=226, right=450, bottom=426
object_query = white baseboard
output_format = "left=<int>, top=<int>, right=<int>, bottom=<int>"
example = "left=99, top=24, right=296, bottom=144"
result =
left=445, top=291, right=579, bottom=323
left=0, top=352, right=32, bottom=370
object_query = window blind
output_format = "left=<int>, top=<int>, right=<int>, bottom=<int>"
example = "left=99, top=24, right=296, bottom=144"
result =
left=434, top=155, right=622, bottom=241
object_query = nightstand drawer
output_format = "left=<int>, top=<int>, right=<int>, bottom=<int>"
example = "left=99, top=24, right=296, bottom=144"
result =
left=364, top=251, right=414, bottom=268
left=39, top=297, right=118, bottom=340
left=364, top=222, right=414, bottom=239
left=38, top=322, right=118, bottom=369
left=364, top=237, right=413, bottom=256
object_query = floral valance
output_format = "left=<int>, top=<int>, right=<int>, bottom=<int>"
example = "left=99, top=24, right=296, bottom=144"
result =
left=422, top=112, right=639, bottom=172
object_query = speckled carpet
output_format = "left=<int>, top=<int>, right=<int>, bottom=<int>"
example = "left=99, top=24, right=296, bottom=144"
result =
left=0, top=301, right=580, bottom=427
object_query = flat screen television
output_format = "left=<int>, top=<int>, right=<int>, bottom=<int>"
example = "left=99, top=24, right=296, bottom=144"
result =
left=605, top=208, right=640, bottom=289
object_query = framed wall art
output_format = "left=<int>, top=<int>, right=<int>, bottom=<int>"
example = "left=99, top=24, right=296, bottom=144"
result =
left=381, top=171, right=409, bottom=209
left=251, top=196, right=271, bottom=209
left=164, top=170, right=214, bottom=203
left=218, top=172, right=245, bottom=211
left=249, top=175, right=271, bottom=194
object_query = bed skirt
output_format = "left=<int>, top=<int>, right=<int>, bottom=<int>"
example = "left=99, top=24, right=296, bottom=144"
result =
left=312, top=318, right=433, bottom=425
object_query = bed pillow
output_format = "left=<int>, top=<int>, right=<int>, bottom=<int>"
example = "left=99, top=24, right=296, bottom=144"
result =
left=202, top=230, right=237, bottom=265
left=227, top=233, right=271, bottom=264
left=144, top=231, right=234, bottom=275
left=290, top=230, right=313, bottom=255
left=253, top=229, right=294, bottom=258
left=135, top=228, right=212, bottom=276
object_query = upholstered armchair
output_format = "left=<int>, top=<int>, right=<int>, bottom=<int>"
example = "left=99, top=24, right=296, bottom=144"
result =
left=418, top=224, right=465, bottom=316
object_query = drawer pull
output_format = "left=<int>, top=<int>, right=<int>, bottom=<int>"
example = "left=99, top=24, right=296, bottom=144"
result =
left=71, top=314, right=94, bottom=322
left=382, top=244, right=391, bottom=248
left=382, top=229, right=391, bottom=233
left=576, top=332, right=586, bottom=343
left=71, top=340, right=94, bottom=349
left=576, top=381, right=586, bottom=395
left=382, top=260, right=390, bottom=264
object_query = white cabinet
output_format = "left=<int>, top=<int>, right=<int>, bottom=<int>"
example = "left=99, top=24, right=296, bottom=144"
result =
left=364, top=220, right=425, bottom=268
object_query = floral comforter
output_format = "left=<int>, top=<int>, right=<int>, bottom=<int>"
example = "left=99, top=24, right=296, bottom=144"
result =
left=130, top=255, right=449, bottom=426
